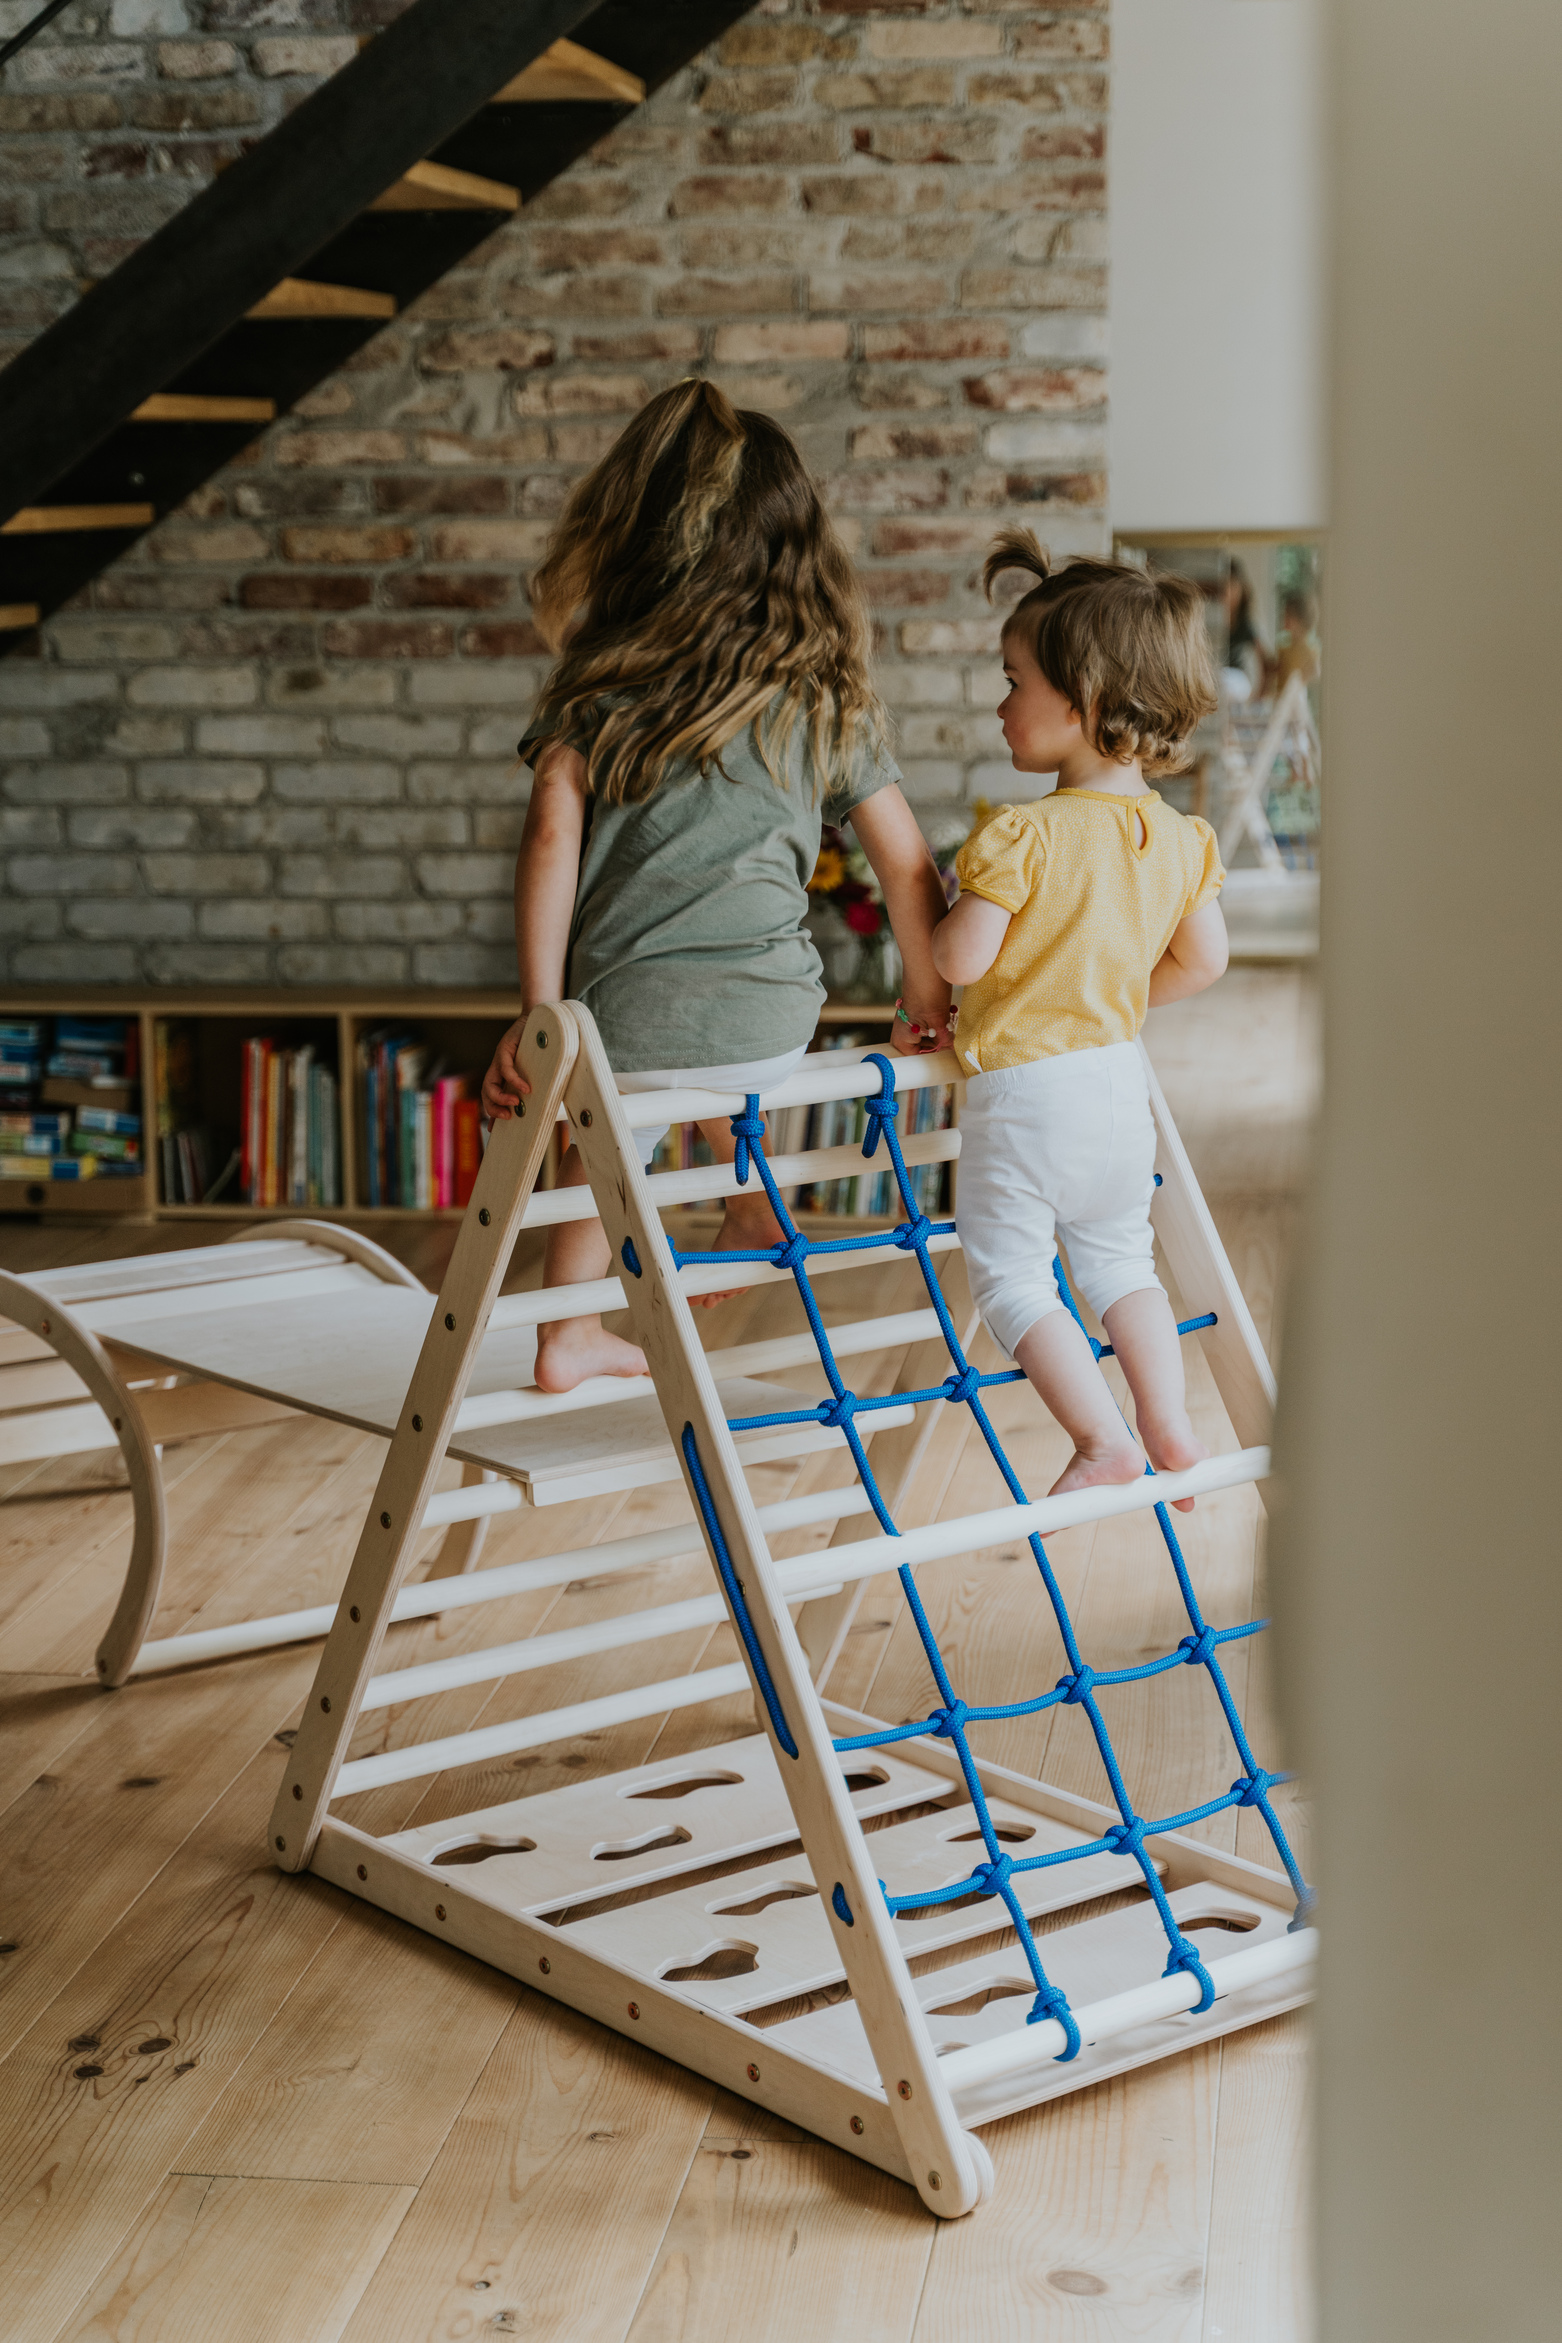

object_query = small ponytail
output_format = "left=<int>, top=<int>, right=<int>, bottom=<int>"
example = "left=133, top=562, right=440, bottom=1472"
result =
left=983, top=525, right=1052, bottom=603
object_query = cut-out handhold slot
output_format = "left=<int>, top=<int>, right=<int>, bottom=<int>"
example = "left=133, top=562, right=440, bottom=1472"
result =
left=709, top=1880, right=818, bottom=1919
left=622, top=1769, right=743, bottom=1803
left=660, top=1939, right=760, bottom=1984
left=839, top=1764, right=889, bottom=1793
left=943, top=1821, right=1036, bottom=1846
left=1184, top=1908, right=1262, bottom=1933
left=590, top=1824, right=693, bottom=1862
left=926, top=1978, right=1034, bottom=2018
left=429, top=1835, right=536, bottom=1867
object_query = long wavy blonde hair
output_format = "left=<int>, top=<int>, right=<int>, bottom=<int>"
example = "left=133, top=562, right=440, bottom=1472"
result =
left=528, top=378, right=887, bottom=803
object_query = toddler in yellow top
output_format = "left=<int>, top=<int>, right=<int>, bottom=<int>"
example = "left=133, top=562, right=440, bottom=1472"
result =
left=933, top=530, right=1228, bottom=1508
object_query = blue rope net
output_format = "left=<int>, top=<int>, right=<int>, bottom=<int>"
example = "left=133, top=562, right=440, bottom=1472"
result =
left=671, top=1053, right=1311, bottom=2059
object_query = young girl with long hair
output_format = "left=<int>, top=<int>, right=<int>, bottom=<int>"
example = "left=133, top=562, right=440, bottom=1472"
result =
left=481, top=378, right=953, bottom=1393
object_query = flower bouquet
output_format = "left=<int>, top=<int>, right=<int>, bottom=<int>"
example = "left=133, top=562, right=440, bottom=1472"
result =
left=805, top=815, right=974, bottom=1003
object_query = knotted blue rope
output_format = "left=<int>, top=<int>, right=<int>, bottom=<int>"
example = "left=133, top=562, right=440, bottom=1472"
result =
left=665, top=1049, right=1310, bottom=2046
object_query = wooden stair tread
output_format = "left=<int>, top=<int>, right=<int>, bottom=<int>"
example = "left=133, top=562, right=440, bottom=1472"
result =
left=0, top=604, right=40, bottom=629
left=131, top=393, right=277, bottom=424
left=493, top=37, right=644, bottom=106
left=370, top=159, right=518, bottom=213
left=246, top=278, right=396, bottom=321
left=1, top=505, right=153, bottom=535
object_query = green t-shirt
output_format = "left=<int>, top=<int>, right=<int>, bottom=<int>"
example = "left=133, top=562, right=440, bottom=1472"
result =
left=519, top=712, right=898, bottom=1072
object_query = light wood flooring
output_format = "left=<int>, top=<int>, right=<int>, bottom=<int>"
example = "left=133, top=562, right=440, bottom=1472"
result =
left=0, top=968, right=1316, bottom=2343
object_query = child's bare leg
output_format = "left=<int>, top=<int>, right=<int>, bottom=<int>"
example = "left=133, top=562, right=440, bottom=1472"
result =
left=1099, top=1287, right=1207, bottom=1510
left=1013, top=1309, right=1145, bottom=1498
left=532, top=1145, right=649, bottom=1393
left=689, top=1115, right=786, bottom=1310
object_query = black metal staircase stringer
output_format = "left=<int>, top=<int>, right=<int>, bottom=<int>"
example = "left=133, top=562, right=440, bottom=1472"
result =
left=0, top=0, right=602, bottom=522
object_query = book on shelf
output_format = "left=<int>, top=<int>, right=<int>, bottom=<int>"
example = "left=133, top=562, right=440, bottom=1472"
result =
left=239, top=1037, right=340, bottom=1209
left=358, top=1030, right=482, bottom=1209
left=792, top=1028, right=954, bottom=1218
left=0, top=1020, right=143, bottom=1180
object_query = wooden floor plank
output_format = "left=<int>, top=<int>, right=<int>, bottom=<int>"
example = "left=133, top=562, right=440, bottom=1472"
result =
left=53, top=2172, right=415, bottom=2343
left=0, top=1647, right=318, bottom=2059
left=624, top=2131, right=932, bottom=2343
left=173, top=1902, right=519, bottom=2187
left=1199, top=2016, right=1311, bottom=2343
left=337, top=1995, right=715, bottom=2343
left=0, top=1673, right=106, bottom=1813
left=913, top=2049, right=1220, bottom=2341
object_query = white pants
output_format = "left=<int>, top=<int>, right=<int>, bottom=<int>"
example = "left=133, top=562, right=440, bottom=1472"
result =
left=615, top=1045, right=810, bottom=1167
left=956, top=1041, right=1164, bottom=1357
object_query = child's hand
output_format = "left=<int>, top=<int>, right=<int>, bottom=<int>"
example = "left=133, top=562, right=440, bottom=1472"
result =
left=890, top=999, right=952, bottom=1055
left=481, top=1017, right=531, bottom=1125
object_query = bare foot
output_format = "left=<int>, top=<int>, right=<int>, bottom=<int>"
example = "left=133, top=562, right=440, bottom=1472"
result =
left=689, top=1197, right=786, bottom=1309
left=1049, top=1437, right=1146, bottom=1501
left=1138, top=1416, right=1208, bottom=1511
left=533, top=1315, right=648, bottom=1394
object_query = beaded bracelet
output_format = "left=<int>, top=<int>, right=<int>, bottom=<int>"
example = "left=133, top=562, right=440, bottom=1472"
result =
left=893, top=997, right=942, bottom=1051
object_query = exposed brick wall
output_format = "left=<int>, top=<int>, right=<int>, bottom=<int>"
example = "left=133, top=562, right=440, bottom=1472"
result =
left=0, top=0, right=410, bottom=361
left=0, top=1, right=1110, bottom=987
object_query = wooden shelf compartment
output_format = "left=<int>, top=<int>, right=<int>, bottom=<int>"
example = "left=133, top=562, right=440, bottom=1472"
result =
left=0, top=988, right=912, bottom=1223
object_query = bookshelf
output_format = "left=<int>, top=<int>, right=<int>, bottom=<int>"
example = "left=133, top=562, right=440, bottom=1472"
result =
left=0, top=989, right=922, bottom=1224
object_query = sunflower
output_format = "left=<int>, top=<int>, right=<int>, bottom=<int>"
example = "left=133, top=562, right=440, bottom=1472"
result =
left=808, top=845, right=846, bottom=893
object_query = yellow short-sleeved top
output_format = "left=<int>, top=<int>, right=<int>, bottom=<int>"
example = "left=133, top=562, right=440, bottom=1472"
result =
left=952, top=790, right=1224, bottom=1072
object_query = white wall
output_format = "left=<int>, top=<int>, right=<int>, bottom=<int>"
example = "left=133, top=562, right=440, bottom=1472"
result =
left=1110, top=0, right=1325, bottom=533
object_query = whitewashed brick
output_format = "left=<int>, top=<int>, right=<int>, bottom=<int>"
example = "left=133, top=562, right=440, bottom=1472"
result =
left=333, top=714, right=462, bottom=757
left=414, top=851, right=513, bottom=897
left=408, top=760, right=528, bottom=805
left=0, top=719, right=51, bottom=758
left=5, top=762, right=130, bottom=805
left=276, top=944, right=408, bottom=984
left=138, top=760, right=265, bottom=804
left=408, top=663, right=547, bottom=708
left=143, top=853, right=271, bottom=896
left=198, top=900, right=331, bottom=942
left=267, top=667, right=398, bottom=709
left=10, top=851, right=135, bottom=894
left=52, top=620, right=182, bottom=664
left=68, top=807, right=197, bottom=848
left=127, top=665, right=258, bottom=709
left=278, top=851, right=405, bottom=898
left=15, top=943, right=137, bottom=981
left=195, top=713, right=327, bottom=757
left=1, top=808, right=61, bottom=847
left=413, top=942, right=515, bottom=987
left=272, top=761, right=400, bottom=803
left=0, top=898, right=62, bottom=942
left=0, top=668, right=119, bottom=709
left=144, top=944, right=271, bottom=984
left=69, top=899, right=196, bottom=941
left=335, top=807, right=467, bottom=849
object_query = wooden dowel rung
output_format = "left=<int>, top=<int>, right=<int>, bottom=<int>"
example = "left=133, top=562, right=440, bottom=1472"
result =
left=335, top=1664, right=752, bottom=1794
left=482, top=1231, right=962, bottom=1333
left=520, top=1128, right=960, bottom=1229
left=246, top=277, right=395, bottom=320
left=1, top=505, right=153, bottom=535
